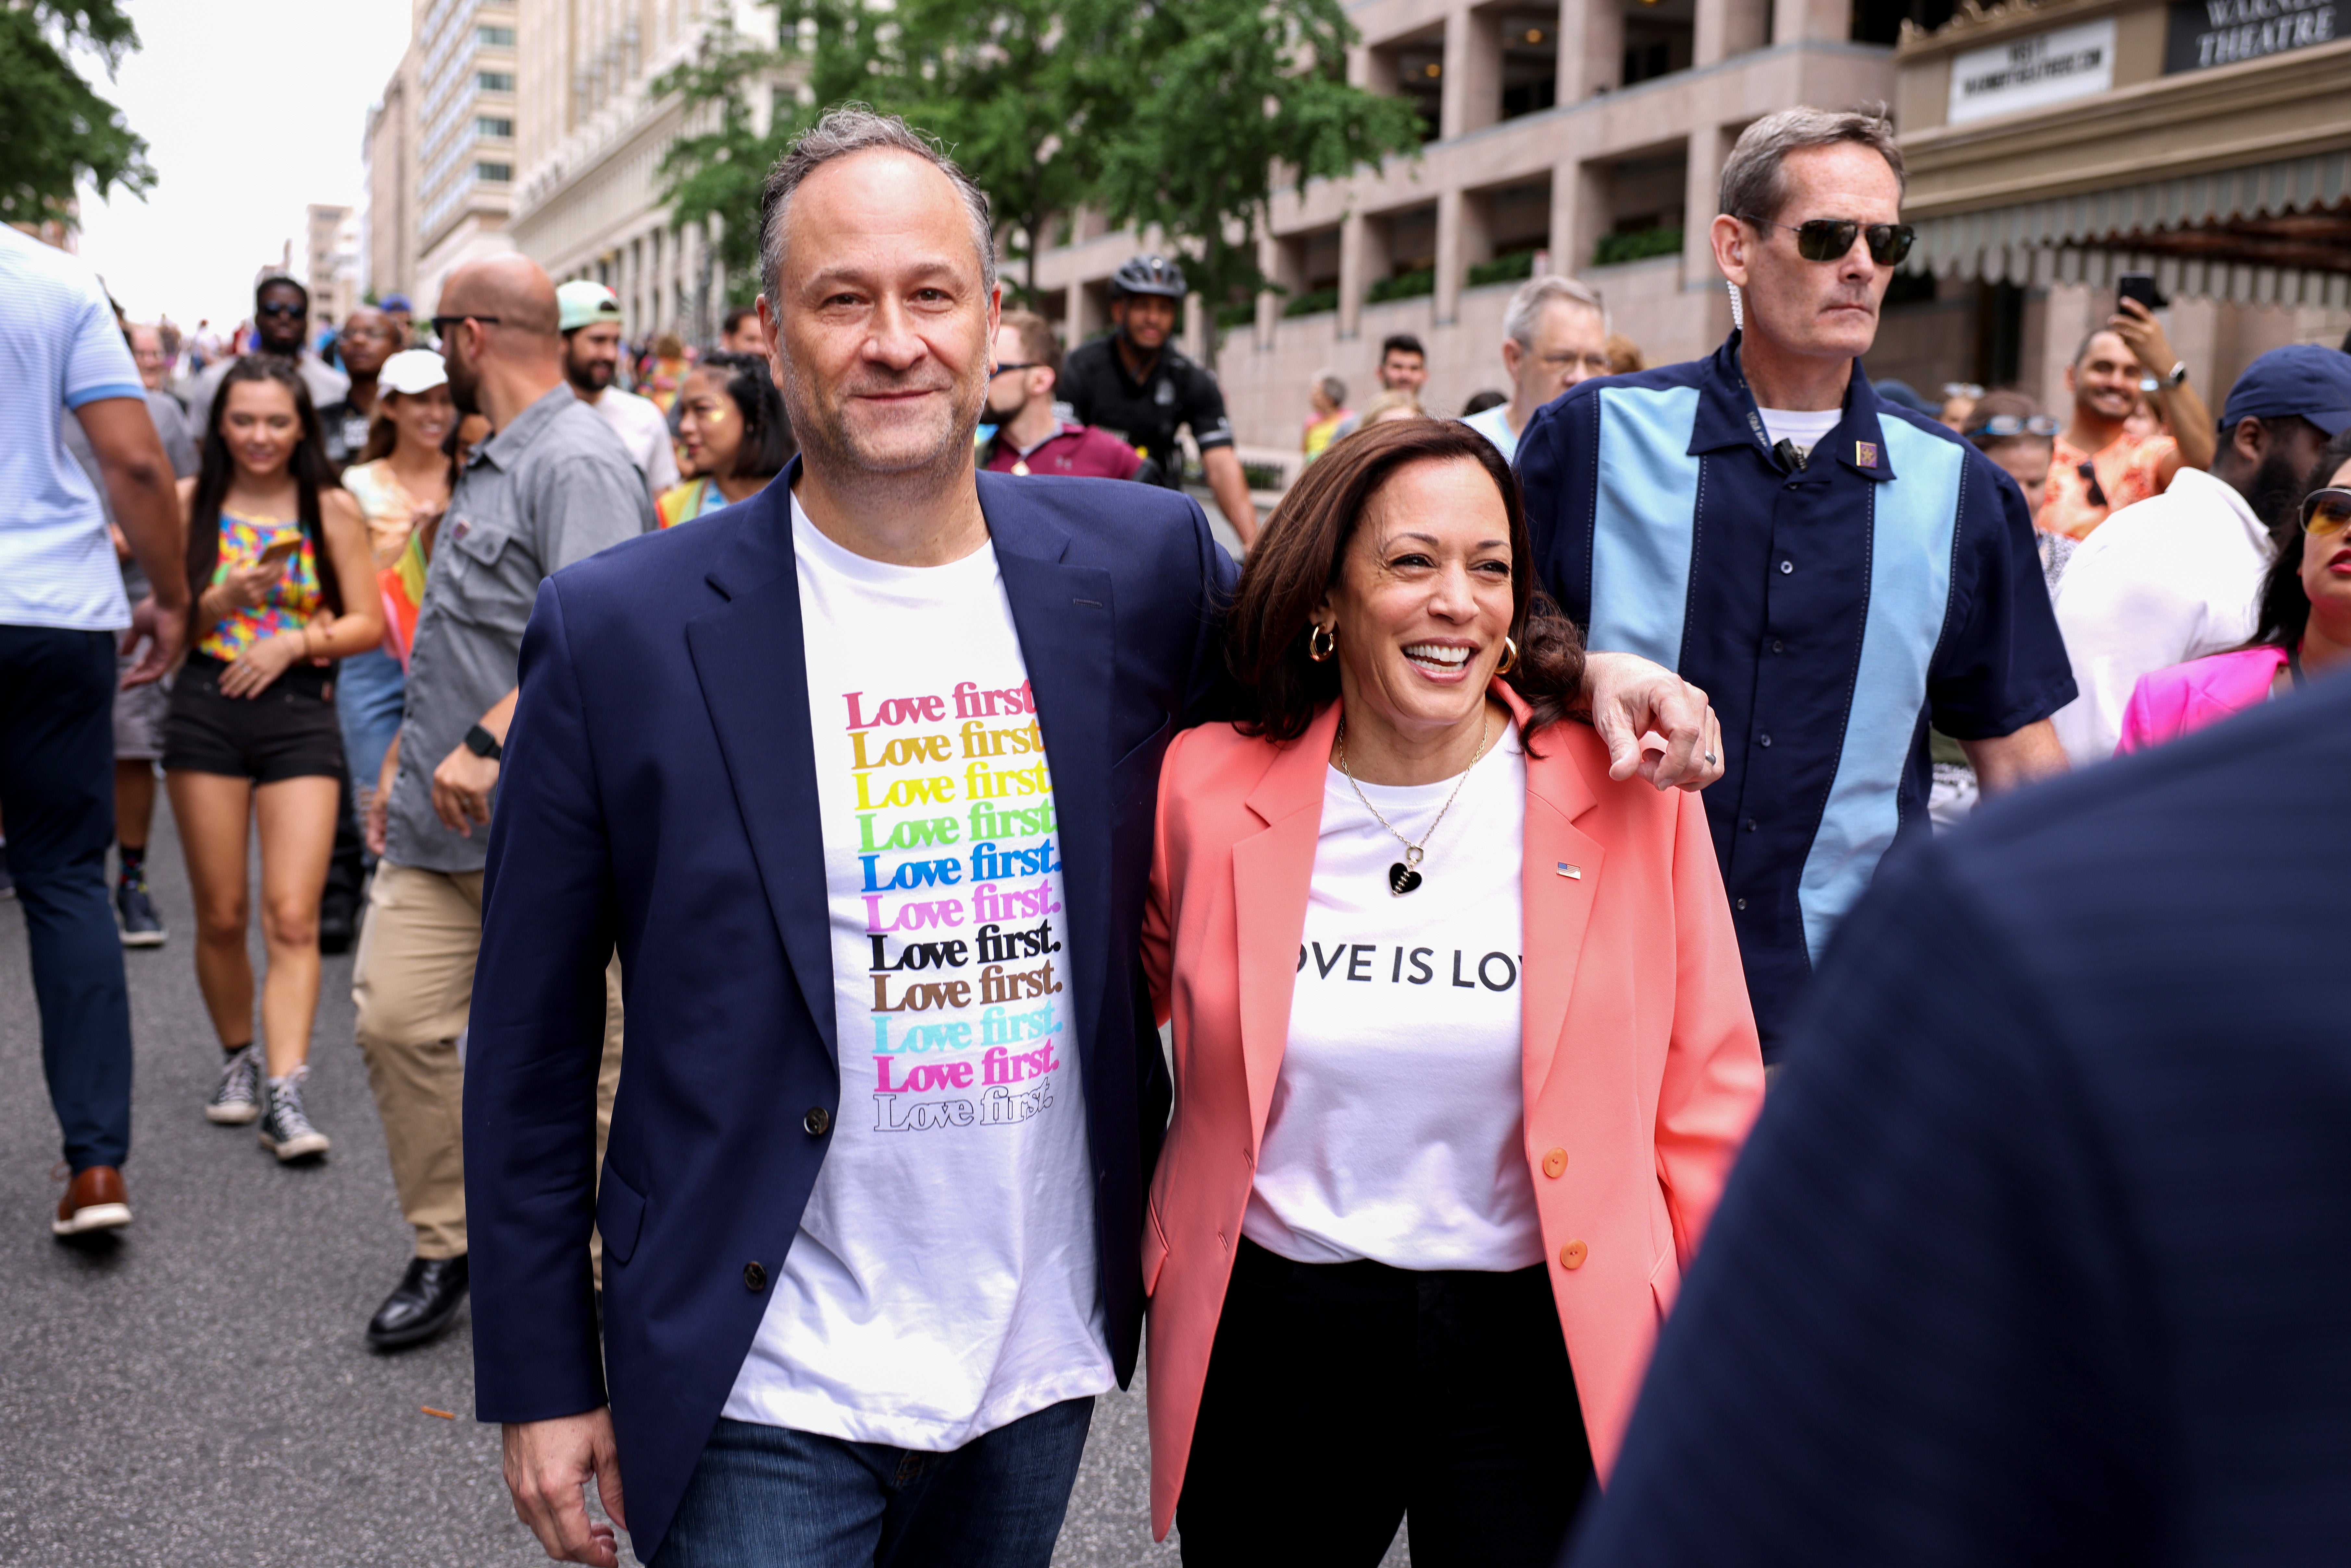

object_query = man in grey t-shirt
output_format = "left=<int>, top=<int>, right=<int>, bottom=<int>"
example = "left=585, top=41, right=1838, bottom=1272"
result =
left=350, top=255, right=653, bottom=1351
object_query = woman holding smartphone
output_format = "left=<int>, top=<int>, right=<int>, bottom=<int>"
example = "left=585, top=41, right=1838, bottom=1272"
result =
left=163, top=357, right=381, bottom=1160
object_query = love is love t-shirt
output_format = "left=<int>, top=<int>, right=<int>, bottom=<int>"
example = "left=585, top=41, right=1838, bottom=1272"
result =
left=721, top=494, right=1111, bottom=1448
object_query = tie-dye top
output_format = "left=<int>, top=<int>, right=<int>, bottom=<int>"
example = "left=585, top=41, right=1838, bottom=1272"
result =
left=196, top=510, right=321, bottom=661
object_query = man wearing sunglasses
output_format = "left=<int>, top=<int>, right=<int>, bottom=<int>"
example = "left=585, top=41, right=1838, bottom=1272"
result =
left=1518, top=105, right=2076, bottom=1067
left=2048, top=344, right=2351, bottom=766
left=185, top=276, right=350, bottom=416
left=980, top=309, right=1141, bottom=480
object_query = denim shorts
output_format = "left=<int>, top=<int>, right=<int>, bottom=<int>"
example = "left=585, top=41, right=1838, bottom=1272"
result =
left=162, top=653, right=346, bottom=784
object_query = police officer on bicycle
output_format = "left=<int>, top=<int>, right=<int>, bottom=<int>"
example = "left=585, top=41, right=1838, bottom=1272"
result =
left=1057, top=254, right=1259, bottom=546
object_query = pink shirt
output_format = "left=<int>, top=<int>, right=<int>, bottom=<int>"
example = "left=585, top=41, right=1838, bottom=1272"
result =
left=2115, top=645, right=2289, bottom=754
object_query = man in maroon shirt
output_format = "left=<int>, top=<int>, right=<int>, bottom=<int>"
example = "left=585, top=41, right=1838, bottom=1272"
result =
left=983, top=309, right=1143, bottom=479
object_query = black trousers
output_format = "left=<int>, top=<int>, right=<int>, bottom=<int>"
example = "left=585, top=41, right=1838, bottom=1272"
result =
left=1176, top=1237, right=1594, bottom=1568
left=0, top=627, right=134, bottom=1171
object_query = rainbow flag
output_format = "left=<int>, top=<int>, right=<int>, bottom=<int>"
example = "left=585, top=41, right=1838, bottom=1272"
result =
left=379, top=526, right=430, bottom=670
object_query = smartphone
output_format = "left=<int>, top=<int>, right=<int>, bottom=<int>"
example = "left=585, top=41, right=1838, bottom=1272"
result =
left=2117, top=272, right=2168, bottom=312
left=255, top=534, right=303, bottom=567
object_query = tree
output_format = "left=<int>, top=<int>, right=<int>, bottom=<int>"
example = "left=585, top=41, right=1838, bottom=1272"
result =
left=1094, top=0, right=1422, bottom=348
left=657, top=0, right=1422, bottom=344
left=0, top=0, right=154, bottom=227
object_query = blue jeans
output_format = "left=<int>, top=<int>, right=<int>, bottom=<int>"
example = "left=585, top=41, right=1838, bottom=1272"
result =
left=656, top=1398, right=1094, bottom=1568
left=0, top=627, right=134, bottom=1172
left=335, top=646, right=406, bottom=800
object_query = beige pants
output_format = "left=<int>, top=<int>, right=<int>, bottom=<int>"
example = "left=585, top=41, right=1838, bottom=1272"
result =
left=352, top=860, right=623, bottom=1259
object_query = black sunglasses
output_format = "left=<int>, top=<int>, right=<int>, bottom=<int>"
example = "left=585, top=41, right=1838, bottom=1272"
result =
left=1968, top=414, right=2060, bottom=439
left=256, top=301, right=306, bottom=319
left=1740, top=215, right=1917, bottom=267
left=430, top=314, right=503, bottom=337
left=989, top=362, right=1041, bottom=377
left=2301, top=487, right=2351, bottom=538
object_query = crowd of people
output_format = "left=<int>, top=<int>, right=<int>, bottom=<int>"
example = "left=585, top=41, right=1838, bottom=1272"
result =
left=1, top=94, right=2346, bottom=1568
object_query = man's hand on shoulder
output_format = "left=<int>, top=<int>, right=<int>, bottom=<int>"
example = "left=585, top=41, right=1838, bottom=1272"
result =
left=1582, top=650, right=1724, bottom=792
left=504, top=1409, right=627, bottom=1566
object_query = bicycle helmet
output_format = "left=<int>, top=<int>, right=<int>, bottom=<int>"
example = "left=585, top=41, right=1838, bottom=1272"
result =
left=1110, top=254, right=1188, bottom=300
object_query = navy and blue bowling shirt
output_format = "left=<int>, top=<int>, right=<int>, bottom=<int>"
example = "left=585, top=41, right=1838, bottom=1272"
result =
left=1518, top=332, right=2075, bottom=1061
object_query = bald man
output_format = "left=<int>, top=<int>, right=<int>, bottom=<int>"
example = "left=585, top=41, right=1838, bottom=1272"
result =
left=351, top=254, right=654, bottom=1353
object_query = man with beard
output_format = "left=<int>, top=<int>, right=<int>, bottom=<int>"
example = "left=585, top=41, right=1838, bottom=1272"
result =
left=557, top=280, right=679, bottom=496
left=981, top=308, right=1140, bottom=479
left=2040, top=305, right=2214, bottom=540
left=1518, top=105, right=2077, bottom=1067
left=2049, top=346, right=2351, bottom=765
left=186, top=276, right=348, bottom=413
left=348, top=255, right=652, bottom=1352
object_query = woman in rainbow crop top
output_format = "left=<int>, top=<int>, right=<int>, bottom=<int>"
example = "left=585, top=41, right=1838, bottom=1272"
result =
left=161, top=357, right=381, bottom=1162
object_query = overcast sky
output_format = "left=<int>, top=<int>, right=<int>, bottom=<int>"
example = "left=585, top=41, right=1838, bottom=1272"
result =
left=69, top=0, right=413, bottom=332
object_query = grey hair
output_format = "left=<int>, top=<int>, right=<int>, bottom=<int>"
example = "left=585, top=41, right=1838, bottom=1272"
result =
left=1316, top=371, right=1347, bottom=406
left=1503, top=275, right=1607, bottom=349
left=757, top=105, right=998, bottom=308
left=1718, top=104, right=1906, bottom=226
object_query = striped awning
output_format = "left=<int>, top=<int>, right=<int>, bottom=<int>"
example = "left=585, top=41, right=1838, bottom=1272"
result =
left=1906, top=149, right=2351, bottom=307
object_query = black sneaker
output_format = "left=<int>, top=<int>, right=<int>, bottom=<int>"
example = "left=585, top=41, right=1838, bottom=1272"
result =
left=117, top=872, right=167, bottom=947
left=258, top=1069, right=330, bottom=1161
left=205, top=1044, right=262, bottom=1125
left=318, top=890, right=358, bottom=955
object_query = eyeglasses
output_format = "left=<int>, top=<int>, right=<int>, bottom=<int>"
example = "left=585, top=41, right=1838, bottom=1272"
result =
left=256, top=301, right=306, bottom=319
left=1739, top=215, right=1917, bottom=267
left=429, top=314, right=502, bottom=337
left=1967, top=414, right=2060, bottom=439
left=2301, top=487, right=2351, bottom=537
left=1538, top=350, right=1615, bottom=375
left=989, top=362, right=1040, bottom=377
left=1943, top=382, right=1985, bottom=401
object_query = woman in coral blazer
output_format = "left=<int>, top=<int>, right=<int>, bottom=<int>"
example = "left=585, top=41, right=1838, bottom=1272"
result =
left=1140, top=420, right=1764, bottom=1564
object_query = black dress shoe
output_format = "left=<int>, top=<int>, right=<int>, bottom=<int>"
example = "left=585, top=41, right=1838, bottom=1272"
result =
left=368, top=1254, right=469, bottom=1350
left=317, top=896, right=358, bottom=955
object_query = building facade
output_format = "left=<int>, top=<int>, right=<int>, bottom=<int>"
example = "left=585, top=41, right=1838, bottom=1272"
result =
left=412, top=0, right=522, bottom=313
left=306, top=204, right=362, bottom=329
left=507, top=0, right=785, bottom=344
left=1029, top=0, right=1904, bottom=447
left=1880, top=0, right=2349, bottom=414
left=363, top=47, right=419, bottom=305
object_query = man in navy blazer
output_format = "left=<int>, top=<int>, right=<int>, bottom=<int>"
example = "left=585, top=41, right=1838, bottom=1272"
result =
left=1566, top=675, right=2351, bottom=1565
left=468, top=109, right=1724, bottom=1568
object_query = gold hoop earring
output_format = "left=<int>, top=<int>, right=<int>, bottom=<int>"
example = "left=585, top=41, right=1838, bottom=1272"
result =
left=1308, top=624, right=1337, bottom=662
left=1495, top=636, right=1519, bottom=675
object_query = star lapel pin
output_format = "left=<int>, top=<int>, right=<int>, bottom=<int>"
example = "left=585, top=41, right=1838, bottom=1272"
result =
left=1855, top=440, right=1879, bottom=468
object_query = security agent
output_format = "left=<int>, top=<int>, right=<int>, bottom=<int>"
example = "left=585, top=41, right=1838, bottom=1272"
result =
left=1056, top=254, right=1260, bottom=545
left=1518, top=106, right=2075, bottom=1065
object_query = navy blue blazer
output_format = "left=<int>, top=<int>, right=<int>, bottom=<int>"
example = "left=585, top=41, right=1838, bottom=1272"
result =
left=463, top=464, right=1234, bottom=1559
left=1566, top=674, right=2351, bottom=1565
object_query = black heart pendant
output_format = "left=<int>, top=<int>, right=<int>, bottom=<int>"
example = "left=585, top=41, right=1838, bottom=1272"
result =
left=1387, top=862, right=1423, bottom=897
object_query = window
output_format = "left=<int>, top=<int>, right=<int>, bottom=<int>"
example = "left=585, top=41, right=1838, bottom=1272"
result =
left=478, top=71, right=515, bottom=92
left=478, top=24, right=515, bottom=45
left=476, top=162, right=513, bottom=182
left=477, top=116, right=514, bottom=138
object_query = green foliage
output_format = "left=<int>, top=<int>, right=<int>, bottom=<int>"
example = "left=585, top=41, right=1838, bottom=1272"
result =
left=1212, top=298, right=1257, bottom=329
left=1280, top=285, right=1338, bottom=318
left=0, top=0, right=153, bottom=227
left=1366, top=266, right=1433, bottom=303
left=656, top=0, right=1424, bottom=350
left=1593, top=225, right=1685, bottom=267
left=1466, top=248, right=1537, bottom=288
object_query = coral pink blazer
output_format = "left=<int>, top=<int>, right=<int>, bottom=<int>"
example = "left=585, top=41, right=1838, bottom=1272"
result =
left=1138, top=689, right=1765, bottom=1538
left=2116, top=645, right=2288, bottom=754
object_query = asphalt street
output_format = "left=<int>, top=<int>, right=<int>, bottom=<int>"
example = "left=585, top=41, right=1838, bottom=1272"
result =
left=1, top=807, right=1407, bottom=1566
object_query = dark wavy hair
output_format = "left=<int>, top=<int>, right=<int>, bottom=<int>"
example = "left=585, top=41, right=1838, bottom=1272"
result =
left=690, top=351, right=795, bottom=481
left=1224, top=418, right=1585, bottom=750
left=2241, top=426, right=2351, bottom=654
left=187, top=356, right=345, bottom=616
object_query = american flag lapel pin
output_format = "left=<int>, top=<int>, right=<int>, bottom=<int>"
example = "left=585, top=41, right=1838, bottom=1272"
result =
left=1556, top=862, right=1581, bottom=879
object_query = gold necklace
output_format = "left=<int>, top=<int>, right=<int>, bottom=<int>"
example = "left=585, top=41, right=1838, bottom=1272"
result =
left=1335, top=706, right=1493, bottom=897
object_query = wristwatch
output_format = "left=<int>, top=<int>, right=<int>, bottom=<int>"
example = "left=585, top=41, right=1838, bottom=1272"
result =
left=463, top=722, right=503, bottom=761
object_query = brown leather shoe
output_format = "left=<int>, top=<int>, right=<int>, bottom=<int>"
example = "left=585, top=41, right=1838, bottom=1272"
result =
left=52, top=1165, right=132, bottom=1236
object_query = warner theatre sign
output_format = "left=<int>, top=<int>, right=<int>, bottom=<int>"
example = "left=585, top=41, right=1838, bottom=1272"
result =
left=2167, top=0, right=2338, bottom=70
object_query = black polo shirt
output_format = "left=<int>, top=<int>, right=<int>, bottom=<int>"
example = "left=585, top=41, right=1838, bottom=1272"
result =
left=1057, top=334, right=1233, bottom=487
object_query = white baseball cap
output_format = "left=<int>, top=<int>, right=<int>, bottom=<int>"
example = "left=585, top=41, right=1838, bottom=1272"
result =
left=558, top=279, right=624, bottom=334
left=378, top=349, right=448, bottom=396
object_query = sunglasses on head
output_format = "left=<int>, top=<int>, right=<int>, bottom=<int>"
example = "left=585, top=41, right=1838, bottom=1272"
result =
left=2301, top=487, right=2351, bottom=538
left=1944, top=382, right=1984, bottom=400
left=1740, top=215, right=1917, bottom=267
left=1968, top=414, right=2060, bottom=439
left=256, top=301, right=306, bottom=319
